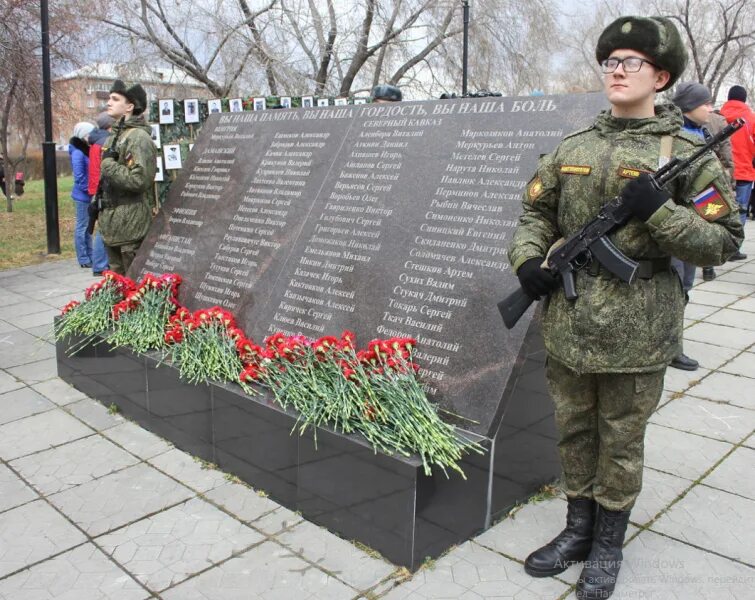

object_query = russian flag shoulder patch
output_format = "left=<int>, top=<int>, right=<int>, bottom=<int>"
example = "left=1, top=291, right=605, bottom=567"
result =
left=691, top=185, right=730, bottom=221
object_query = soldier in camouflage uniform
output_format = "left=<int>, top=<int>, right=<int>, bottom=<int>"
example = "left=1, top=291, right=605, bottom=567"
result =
left=98, top=79, right=156, bottom=275
left=508, top=16, right=744, bottom=600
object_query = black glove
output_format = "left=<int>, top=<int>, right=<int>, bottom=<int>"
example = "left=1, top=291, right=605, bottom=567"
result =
left=621, top=173, right=670, bottom=221
left=102, top=148, right=119, bottom=161
left=517, top=257, right=559, bottom=300
left=87, top=200, right=99, bottom=220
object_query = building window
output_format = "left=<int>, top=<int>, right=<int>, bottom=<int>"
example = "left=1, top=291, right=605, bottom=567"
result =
left=87, top=99, right=95, bottom=108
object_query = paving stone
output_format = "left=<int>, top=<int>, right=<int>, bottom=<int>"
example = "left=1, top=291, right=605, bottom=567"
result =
left=0, top=329, right=46, bottom=369
left=66, top=398, right=125, bottom=431
left=662, top=366, right=710, bottom=394
left=278, top=519, right=394, bottom=591
left=643, top=424, right=732, bottom=481
left=48, top=463, right=193, bottom=537
left=12, top=309, right=59, bottom=331
left=650, top=485, right=755, bottom=564
left=43, top=292, right=86, bottom=311
left=24, top=323, right=56, bottom=342
left=719, top=350, right=755, bottom=379
left=649, top=396, right=754, bottom=444
left=701, top=446, right=755, bottom=500
left=686, top=371, right=755, bottom=410
left=679, top=340, right=741, bottom=371
left=7, top=356, right=58, bottom=384
left=161, top=540, right=355, bottom=600
left=687, top=290, right=740, bottom=308
left=102, top=421, right=173, bottom=460
left=203, top=482, right=281, bottom=523
left=615, top=529, right=755, bottom=599
left=0, top=386, right=55, bottom=425
left=683, top=303, right=720, bottom=321
left=728, top=296, right=755, bottom=313
left=0, top=499, right=87, bottom=578
left=694, top=279, right=755, bottom=297
left=0, top=370, right=23, bottom=395
left=716, top=269, right=755, bottom=285
left=0, top=300, right=56, bottom=320
left=381, top=541, right=569, bottom=600
left=0, top=290, right=26, bottom=307
left=684, top=321, right=755, bottom=350
left=476, top=498, right=568, bottom=564
left=11, top=435, right=139, bottom=496
left=705, top=307, right=755, bottom=331
left=97, top=497, right=263, bottom=592
left=0, top=410, right=94, bottom=461
left=0, top=463, right=38, bottom=513
left=0, top=542, right=147, bottom=600
left=631, top=467, right=692, bottom=527
left=148, top=449, right=227, bottom=493
left=31, top=377, right=88, bottom=406
left=251, top=506, right=302, bottom=536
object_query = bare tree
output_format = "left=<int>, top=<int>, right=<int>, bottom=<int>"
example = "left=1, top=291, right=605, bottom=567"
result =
left=656, top=0, right=755, bottom=99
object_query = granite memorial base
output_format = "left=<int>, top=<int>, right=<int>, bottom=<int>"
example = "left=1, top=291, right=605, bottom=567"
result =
left=55, top=316, right=558, bottom=570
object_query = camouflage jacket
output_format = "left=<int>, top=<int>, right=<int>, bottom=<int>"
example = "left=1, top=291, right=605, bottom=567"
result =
left=99, top=115, right=157, bottom=247
left=509, top=104, right=743, bottom=373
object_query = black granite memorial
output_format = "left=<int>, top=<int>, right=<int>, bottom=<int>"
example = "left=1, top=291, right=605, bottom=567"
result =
left=57, top=93, right=608, bottom=569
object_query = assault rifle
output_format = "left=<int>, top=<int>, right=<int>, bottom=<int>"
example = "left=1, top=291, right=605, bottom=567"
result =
left=498, top=117, right=744, bottom=330
left=87, top=116, right=126, bottom=235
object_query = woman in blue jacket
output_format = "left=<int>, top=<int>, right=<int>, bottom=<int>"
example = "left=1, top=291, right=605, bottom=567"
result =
left=69, top=122, right=96, bottom=268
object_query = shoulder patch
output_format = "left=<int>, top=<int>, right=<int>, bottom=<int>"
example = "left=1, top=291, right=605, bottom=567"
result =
left=692, top=184, right=730, bottom=221
left=526, top=176, right=544, bottom=204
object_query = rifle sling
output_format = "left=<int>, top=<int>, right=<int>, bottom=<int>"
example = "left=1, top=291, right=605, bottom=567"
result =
left=586, top=256, right=672, bottom=280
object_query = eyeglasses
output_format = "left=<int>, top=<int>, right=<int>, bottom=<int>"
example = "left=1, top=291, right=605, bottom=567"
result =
left=600, top=56, right=658, bottom=74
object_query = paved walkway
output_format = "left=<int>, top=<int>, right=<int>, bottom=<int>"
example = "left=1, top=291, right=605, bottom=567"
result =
left=0, top=222, right=753, bottom=599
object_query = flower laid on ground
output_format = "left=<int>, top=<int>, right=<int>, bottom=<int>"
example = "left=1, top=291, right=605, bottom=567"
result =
left=243, top=331, right=484, bottom=477
left=106, top=273, right=182, bottom=353
left=54, top=271, right=136, bottom=347
left=163, top=305, right=248, bottom=385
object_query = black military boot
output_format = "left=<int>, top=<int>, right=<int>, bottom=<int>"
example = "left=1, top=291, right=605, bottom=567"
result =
left=576, top=506, right=631, bottom=600
left=524, top=497, right=596, bottom=577
left=702, top=267, right=716, bottom=281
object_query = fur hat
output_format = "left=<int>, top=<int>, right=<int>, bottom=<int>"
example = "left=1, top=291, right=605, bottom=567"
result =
left=372, top=84, right=402, bottom=102
left=672, top=82, right=712, bottom=113
left=72, top=121, right=95, bottom=141
left=596, top=16, right=688, bottom=91
left=110, top=79, right=148, bottom=115
left=727, top=85, right=747, bottom=102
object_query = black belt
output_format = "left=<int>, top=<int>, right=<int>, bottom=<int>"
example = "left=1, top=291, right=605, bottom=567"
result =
left=585, top=256, right=672, bottom=280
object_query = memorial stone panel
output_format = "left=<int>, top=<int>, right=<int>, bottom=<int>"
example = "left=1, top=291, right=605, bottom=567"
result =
left=131, top=93, right=607, bottom=436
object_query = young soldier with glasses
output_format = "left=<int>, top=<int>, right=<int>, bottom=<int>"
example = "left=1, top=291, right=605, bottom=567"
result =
left=508, top=16, right=743, bottom=600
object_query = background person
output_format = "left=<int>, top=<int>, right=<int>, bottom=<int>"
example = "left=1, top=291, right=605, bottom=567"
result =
left=99, top=79, right=157, bottom=275
left=85, top=111, right=114, bottom=276
left=509, top=16, right=743, bottom=600
left=720, top=84, right=754, bottom=260
left=68, top=121, right=95, bottom=269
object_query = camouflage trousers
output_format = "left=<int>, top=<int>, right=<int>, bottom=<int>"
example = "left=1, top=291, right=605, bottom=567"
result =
left=545, top=357, right=664, bottom=511
left=104, top=241, right=142, bottom=276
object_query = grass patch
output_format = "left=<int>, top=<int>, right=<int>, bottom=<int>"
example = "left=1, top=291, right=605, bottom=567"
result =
left=0, top=176, right=77, bottom=270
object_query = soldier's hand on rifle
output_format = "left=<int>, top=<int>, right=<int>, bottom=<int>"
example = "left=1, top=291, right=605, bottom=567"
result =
left=517, top=257, right=559, bottom=300
left=621, top=173, right=670, bottom=221
left=102, top=148, right=119, bottom=161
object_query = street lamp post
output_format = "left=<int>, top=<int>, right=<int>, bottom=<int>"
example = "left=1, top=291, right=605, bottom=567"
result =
left=461, top=0, right=470, bottom=97
left=40, top=0, right=60, bottom=254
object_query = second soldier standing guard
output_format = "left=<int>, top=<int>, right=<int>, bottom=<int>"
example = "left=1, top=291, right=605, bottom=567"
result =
left=508, top=16, right=743, bottom=600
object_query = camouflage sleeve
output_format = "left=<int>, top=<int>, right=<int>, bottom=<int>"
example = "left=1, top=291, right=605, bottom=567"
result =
left=645, top=154, right=744, bottom=265
left=508, top=151, right=562, bottom=273
left=101, top=131, right=156, bottom=194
